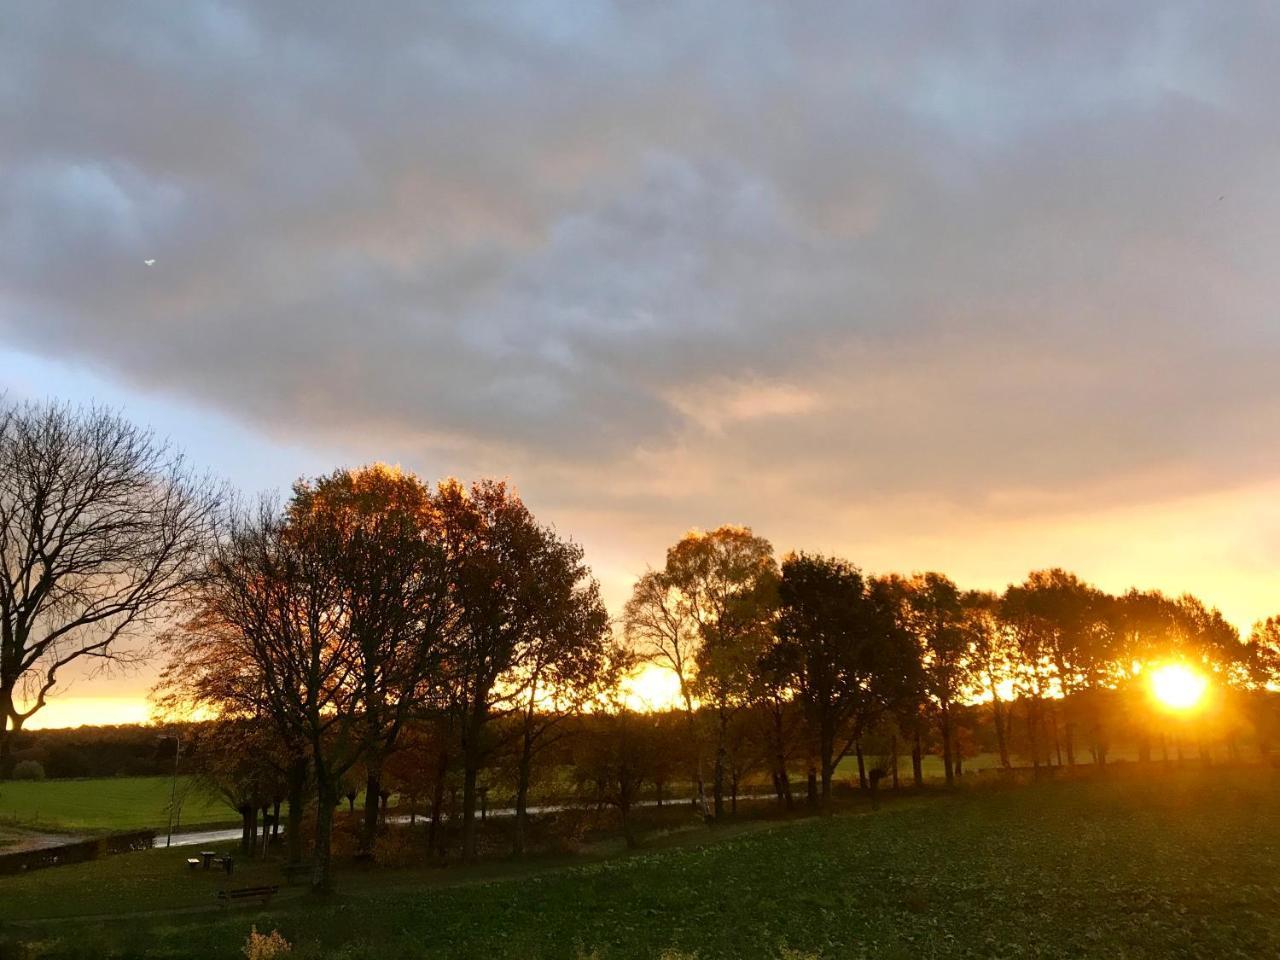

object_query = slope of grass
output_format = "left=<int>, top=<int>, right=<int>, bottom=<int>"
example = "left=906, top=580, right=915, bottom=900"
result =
left=0, top=776, right=236, bottom=832
left=6, top=769, right=1280, bottom=959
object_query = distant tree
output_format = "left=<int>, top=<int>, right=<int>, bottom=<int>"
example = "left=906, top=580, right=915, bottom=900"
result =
left=894, top=573, right=972, bottom=785
left=162, top=500, right=360, bottom=892
left=1111, top=589, right=1180, bottom=761
left=626, top=526, right=776, bottom=819
left=379, top=723, right=443, bottom=830
left=1247, top=616, right=1280, bottom=689
left=0, top=401, right=220, bottom=776
left=505, top=538, right=609, bottom=856
left=287, top=465, right=454, bottom=857
left=752, top=634, right=803, bottom=808
left=11, top=759, right=43, bottom=781
left=190, top=719, right=289, bottom=856
left=775, top=553, right=917, bottom=809
left=573, top=644, right=651, bottom=848
left=670, top=527, right=778, bottom=818
left=623, top=568, right=707, bottom=815
left=1004, top=570, right=1102, bottom=766
left=438, top=479, right=606, bottom=862
left=1000, top=582, right=1059, bottom=771
left=961, top=590, right=1014, bottom=769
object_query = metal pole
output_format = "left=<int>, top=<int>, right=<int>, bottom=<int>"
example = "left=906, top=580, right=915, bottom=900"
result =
left=166, top=731, right=180, bottom=848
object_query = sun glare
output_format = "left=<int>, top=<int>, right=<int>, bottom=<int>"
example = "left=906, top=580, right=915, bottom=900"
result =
left=1149, top=664, right=1208, bottom=711
left=620, top=663, right=683, bottom=712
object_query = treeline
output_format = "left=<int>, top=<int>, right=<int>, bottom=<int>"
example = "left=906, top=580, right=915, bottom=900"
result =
left=623, top=533, right=1280, bottom=817
left=4, top=401, right=1280, bottom=897
left=3, top=726, right=178, bottom=780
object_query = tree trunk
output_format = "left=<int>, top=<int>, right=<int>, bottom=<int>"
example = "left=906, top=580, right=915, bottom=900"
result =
left=1050, top=708, right=1063, bottom=766
left=0, top=716, right=14, bottom=781
left=239, top=805, right=254, bottom=856
left=769, top=704, right=792, bottom=810
left=461, top=759, right=479, bottom=861
left=819, top=721, right=835, bottom=810
left=940, top=704, right=954, bottom=786
left=806, top=767, right=818, bottom=809
left=461, top=706, right=485, bottom=862
left=712, top=708, right=728, bottom=819
left=992, top=695, right=1011, bottom=769
left=428, top=743, right=448, bottom=859
left=681, top=690, right=710, bottom=821
left=513, top=747, right=532, bottom=857
left=911, top=729, right=923, bottom=788
left=311, top=787, right=336, bottom=894
left=1028, top=699, right=1042, bottom=776
left=854, top=740, right=867, bottom=790
left=286, top=759, right=307, bottom=867
left=890, top=734, right=900, bottom=791
left=361, top=772, right=380, bottom=857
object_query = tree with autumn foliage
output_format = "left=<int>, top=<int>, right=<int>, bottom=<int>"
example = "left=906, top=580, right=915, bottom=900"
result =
left=287, top=465, right=455, bottom=857
left=436, top=478, right=610, bottom=862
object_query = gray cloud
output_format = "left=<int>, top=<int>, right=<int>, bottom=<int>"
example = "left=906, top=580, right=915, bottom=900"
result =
left=5, top=0, right=1280, bottom=548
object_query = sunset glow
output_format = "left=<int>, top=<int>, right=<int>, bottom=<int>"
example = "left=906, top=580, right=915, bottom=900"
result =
left=620, top=663, right=684, bottom=712
left=1149, top=664, right=1209, bottom=711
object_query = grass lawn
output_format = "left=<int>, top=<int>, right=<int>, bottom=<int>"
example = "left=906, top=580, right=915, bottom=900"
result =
left=4, top=768, right=1280, bottom=959
left=0, top=776, right=236, bottom=833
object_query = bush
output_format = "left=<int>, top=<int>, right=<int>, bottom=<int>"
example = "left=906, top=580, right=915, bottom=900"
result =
left=242, top=926, right=291, bottom=960
left=11, top=760, right=44, bottom=781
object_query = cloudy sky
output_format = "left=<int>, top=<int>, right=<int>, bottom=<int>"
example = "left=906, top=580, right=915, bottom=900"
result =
left=5, top=2, right=1280, bottom=726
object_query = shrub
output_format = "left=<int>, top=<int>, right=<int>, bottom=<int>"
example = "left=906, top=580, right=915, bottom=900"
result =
left=11, top=760, right=44, bottom=781
left=372, top=826, right=420, bottom=868
left=242, top=926, right=291, bottom=960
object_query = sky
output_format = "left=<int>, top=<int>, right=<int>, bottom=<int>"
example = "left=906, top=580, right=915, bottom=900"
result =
left=4, top=2, right=1280, bottom=728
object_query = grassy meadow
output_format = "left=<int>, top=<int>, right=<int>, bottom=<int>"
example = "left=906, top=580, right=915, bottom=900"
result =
left=0, top=775, right=236, bottom=834
left=3, top=768, right=1279, bottom=959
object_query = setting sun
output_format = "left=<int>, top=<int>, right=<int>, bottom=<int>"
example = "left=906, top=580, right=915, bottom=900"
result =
left=1150, top=664, right=1209, bottom=711
left=620, top=663, right=683, bottom=712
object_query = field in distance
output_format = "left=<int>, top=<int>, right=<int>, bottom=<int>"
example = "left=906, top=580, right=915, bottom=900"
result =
left=0, top=775, right=236, bottom=834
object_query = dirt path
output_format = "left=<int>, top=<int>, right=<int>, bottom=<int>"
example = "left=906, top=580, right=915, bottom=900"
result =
left=0, top=828, right=86, bottom=854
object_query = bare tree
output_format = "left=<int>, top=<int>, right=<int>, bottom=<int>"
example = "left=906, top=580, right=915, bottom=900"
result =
left=622, top=568, right=708, bottom=816
left=162, top=499, right=361, bottom=892
left=0, top=401, right=220, bottom=776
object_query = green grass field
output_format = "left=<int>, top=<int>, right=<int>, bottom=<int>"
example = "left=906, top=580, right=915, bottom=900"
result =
left=4, top=768, right=1280, bottom=959
left=0, top=776, right=236, bottom=833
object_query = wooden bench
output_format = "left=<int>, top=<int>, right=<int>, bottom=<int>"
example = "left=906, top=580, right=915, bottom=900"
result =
left=186, top=857, right=201, bottom=870
left=216, top=885, right=279, bottom=907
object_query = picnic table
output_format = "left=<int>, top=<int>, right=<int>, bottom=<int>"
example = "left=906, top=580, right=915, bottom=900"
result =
left=200, top=850, right=218, bottom=870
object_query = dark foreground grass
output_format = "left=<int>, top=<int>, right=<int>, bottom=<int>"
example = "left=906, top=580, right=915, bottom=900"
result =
left=5, top=769, right=1280, bottom=959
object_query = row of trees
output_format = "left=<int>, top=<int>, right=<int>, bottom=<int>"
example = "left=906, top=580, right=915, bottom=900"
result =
left=625, top=528, right=1274, bottom=817
left=159, top=467, right=612, bottom=892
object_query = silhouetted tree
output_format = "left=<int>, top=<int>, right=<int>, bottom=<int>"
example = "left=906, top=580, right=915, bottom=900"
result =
left=894, top=573, right=972, bottom=785
left=288, top=465, right=455, bottom=857
left=0, top=401, right=220, bottom=776
left=439, top=479, right=606, bottom=862
left=776, top=553, right=917, bottom=809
